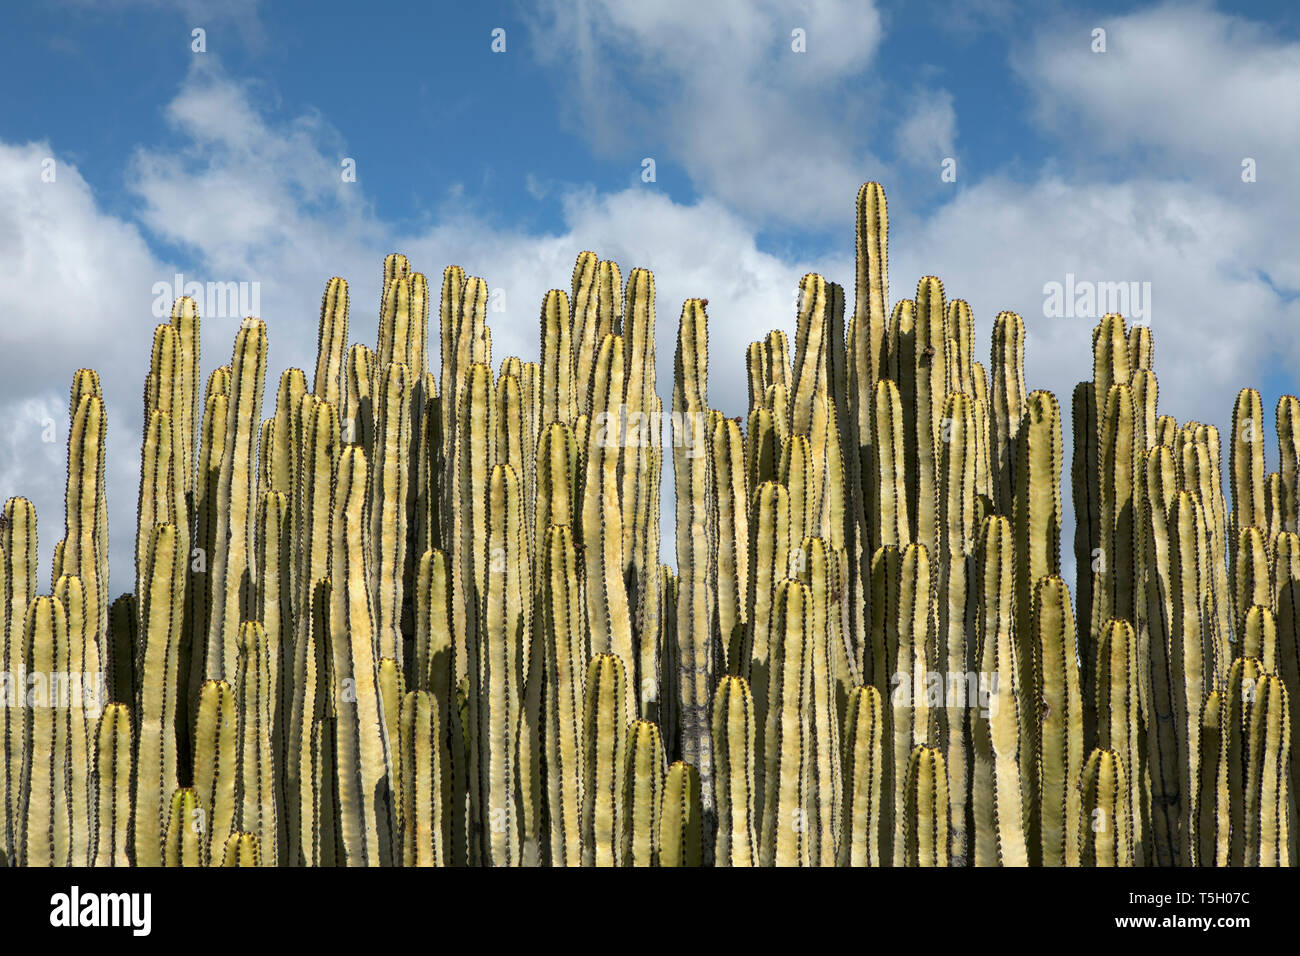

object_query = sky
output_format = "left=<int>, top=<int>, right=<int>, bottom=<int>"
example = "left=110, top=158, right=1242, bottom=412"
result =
left=1, top=0, right=1298, bottom=597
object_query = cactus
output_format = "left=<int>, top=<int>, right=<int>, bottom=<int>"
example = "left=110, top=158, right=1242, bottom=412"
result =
left=2, top=179, right=1295, bottom=871
left=712, top=675, right=757, bottom=867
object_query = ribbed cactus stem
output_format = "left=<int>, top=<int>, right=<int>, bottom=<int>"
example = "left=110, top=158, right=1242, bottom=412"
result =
left=659, top=760, right=703, bottom=867
left=398, top=689, right=446, bottom=866
left=329, top=447, right=394, bottom=866
left=206, top=318, right=268, bottom=681
left=623, top=718, right=664, bottom=867
left=132, top=522, right=185, bottom=867
left=712, top=675, right=757, bottom=867
left=1080, top=747, right=1132, bottom=866
left=93, top=702, right=132, bottom=867
left=164, top=788, right=205, bottom=867
left=903, top=744, right=948, bottom=867
left=581, top=653, right=629, bottom=867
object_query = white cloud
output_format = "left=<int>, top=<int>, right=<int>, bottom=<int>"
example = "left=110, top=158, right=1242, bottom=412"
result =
left=894, top=87, right=957, bottom=167
left=525, top=0, right=890, bottom=226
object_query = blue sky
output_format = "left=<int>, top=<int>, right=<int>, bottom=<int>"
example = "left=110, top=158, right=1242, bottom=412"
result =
left=2, top=0, right=1298, bottom=593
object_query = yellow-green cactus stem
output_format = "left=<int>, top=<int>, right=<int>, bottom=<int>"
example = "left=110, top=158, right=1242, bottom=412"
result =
left=234, top=620, right=278, bottom=866
left=369, top=361, right=413, bottom=664
left=19, top=595, right=72, bottom=866
left=1241, top=603, right=1277, bottom=673
left=1243, top=672, right=1290, bottom=866
left=1166, top=490, right=1207, bottom=863
left=541, top=524, right=583, bottom=866
left=790, top=273, right=832, bottom=438
left=570, top=251, right=601, bottom=417
left=167, top=297, right=200, bottom=494
left=798, top=536, right=842, bottom=865
left=398, top=689, right=446, bottom=866
left=329, top=447, right=394, bottom=866
left=1079, top=747, right=1132, bottom=867
left=1012, top=392, right=1062, bottom=856
left=1221, top=657, right=1259, bottom=866
left=618, top=269, right=658, bottom=632
left=1032, top=575, right=1084, bottom=867
left=971, top=516, right=1028, bottom=866
left=163, top=787, right=204, bottom=867
left=205, top=318, right=267, bottom=684
left=581, top=653, right=630, bottom=867
left=583, top=334, right=634, bottom=665
left=1092, top=383, right=1136, bottom=653
left=623, top=718, right=664, bottom=867
left=1234, top=525, right=1270, bottom=650
left=540, top=288, right=576, bottom=427
left=1196, top=690, right=1227, bottom=867
left=744, top=481, right=792, bottom=757
left=470, top=462, right=527, bottom=866
left=945, top=299, right=975, bottom=398
left=53, top=573, right=94, bottom=865
left=93, top=702, right=133, bottom=867
left=760, top=579, right=812, bottom=868
left=285, top=402, right=338, bottom=866
left=343, top=343, right=376, bottom=457
left=712, top=416, right=748, bottom=673
left=883, top=542, right=932, bottom=866
left=220, top=831, right=262, bottom=867
left=936, top=391, right=976, bottom=864
left=659, top=760, right=703, bottom=867
left=1094, top=618, right=1143, bottom=865
left=192, top=678, right=236, bottom=866
left=901, top=277, right=947, bottom=556
left=1, top=496, right=37, bottom=861
left=1277, top=395, right=1300, bottom=533
left=870, top=378, right=909, bottom=553
left=1231, top=387, right=1268, bottom=536
left=312, top=277, right=349, bottom=410
left=712, top=675, right=757, bottom=867
left=63, top=390, right=108, bottom=681
left=132, top=522, right=185, bottom=868
left=839, top=684, right=884, bottom=866
left=135, top=408, right=179, bottom=606
left=254, top=490, right=289, bottom=839
left=186, top=386, right=227, bottom=727
left=1273, top=531, right=1300, bottom=816
left=1140, top=444, right=1180, bottom=865
left=903, top=744, right=948, bottom=867
left=672, top=297, right=716, bottom=817
left=454, top=363, right=496, bottom=692
left=144, top=322, right=186, bottom=506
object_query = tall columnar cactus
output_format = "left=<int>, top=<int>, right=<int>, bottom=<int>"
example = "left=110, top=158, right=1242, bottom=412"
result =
left=206, top=318, right=268, bottom=682
left=971, top=516, right=1028, bottom=866
left=93, top=703, right=133, bottom=867
left=903, top=744, right=948, bottom=867
left=132, top=522, right=185, bottom=867
left=712, top=675, right=757, bottom=867
left=581, top=653, right=629, bottom=867
left=1080, top=747, right=1132, bottom=867
left=659, top=760, right=703, bottom=867
left=672, top=297, right=716, bottom=820
left=329, top=447, right=394, bottom=866
left=623, top=718, right=664, bottom=867
left=7, top=179, right=1299, bottom=871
